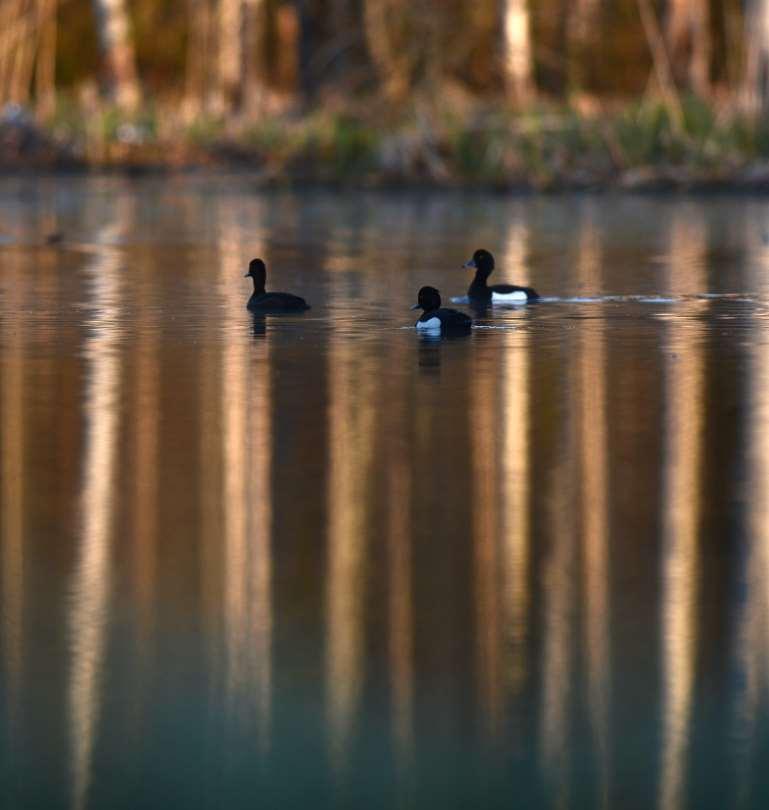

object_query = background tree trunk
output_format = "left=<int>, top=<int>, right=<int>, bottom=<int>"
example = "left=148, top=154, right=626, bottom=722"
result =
left=36, top=0, right=57, bottom=120
left=242, top=0, right=266, bottom=113
left=184, top=0, right=214, bottom=118
left=666, top=0, right=710, bottom=95
left=295, top=0, right=321, bottom=105
left=9, top=0, right=35, bottom=105
left=568, top=0, right=600, bottom=95
left=362, top=0, right=441, bottom=102
left=500, top=0, right=533, bottom=103
left=90, top=0, right=141, bottom=110
left=217, top=0, right=245, bottom=112
left=743, top=0, right=769, bottom=112
left=363, top=0, right=403, bottom=101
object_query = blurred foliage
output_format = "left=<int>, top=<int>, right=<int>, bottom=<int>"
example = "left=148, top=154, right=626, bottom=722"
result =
left=48, top=0, right=662, bottom=98
left=5, top=0, right=769, bottom=183
left=30, top=93, right=769, bottom=187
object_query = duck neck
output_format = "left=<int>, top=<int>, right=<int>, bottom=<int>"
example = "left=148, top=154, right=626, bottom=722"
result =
left=250, top=275, right=265, bottom=296
left=469, top=269, right=490, bottom=293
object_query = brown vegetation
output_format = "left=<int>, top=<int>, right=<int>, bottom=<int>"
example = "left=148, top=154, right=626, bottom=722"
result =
left=2, top=0, right=769, bottom=185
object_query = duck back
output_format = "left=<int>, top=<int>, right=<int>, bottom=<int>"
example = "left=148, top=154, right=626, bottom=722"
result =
left=416, top=307, right=471, bottom=333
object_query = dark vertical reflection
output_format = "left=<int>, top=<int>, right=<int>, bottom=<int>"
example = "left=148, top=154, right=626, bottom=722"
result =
left=250, top=338, right=273, bottom=756
left=731, top=214, right=769, bottom=808
left=68, top=219, right=126, bottom=810
left=576, top=217, right=611, bottom=809
left=386, top=375, right=414, bottom=774
left=659, top=205, right=707, bottom=810
left=732, top=349, right=768, bottom=809
left=540, top=396, right=578, bottom=810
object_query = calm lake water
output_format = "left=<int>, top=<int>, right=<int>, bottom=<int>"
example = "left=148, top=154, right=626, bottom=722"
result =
left=2, top=175, right=769, bottom=809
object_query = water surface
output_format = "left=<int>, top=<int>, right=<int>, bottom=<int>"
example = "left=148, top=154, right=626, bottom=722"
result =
left=2, top=176, right=769, bottom=809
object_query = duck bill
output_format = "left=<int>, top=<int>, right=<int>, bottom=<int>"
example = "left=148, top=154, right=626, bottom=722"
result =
left=244, top=272, right=251, bottom=277
left=463, top=259, right=476, bottom=269
left=410, top=303, right=421, bottom=310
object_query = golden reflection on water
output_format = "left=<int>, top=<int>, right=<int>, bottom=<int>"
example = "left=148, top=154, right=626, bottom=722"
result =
left=577, top=222, right=610, bottom=809
left=472, top=214, right=534, bottom=741
left=9, top=186, right=769, bottom=809
left=471, top=350, right=503, bottom=738
left=325, top=339, right=377, bottom=773
left=132, top=266, right=159, bottom=654
left=658, top=208, right=707, bottom=810
left=68, top=232, right=124, bottom=810
left=1, top=255, right=25, bottom=741
left=219, top=212, right=273, bottom=751
left=500, top=219, right=531, bottom=698
left=221, top=227, right=250, bottom=713
left=200, top=273, right=223, bottom=694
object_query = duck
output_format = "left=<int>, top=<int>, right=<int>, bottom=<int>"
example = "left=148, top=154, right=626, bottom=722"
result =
left=412, top=286, right=472, bottom=333
left=464, top=249, right=539, bottom=304
left=245, top=258, right=310, bottom=312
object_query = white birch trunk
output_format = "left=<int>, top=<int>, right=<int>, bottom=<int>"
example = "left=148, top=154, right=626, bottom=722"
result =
left=90, top=0, right=140, bottom=110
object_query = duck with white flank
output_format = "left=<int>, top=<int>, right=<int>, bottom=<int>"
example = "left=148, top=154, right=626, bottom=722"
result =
left=464, top=248, right=539, bottom=305
left=412, top=286, right=472, bottom=333
left=245, top=258, right=310, bottom=312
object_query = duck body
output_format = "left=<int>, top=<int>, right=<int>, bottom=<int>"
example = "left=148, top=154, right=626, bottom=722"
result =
left=468, top=280, right=539, bottom=305
left=245, top=258, right=310, bottom=312
left=412, top=286, right=472, bottom=333
left=247, top=291, right=310, bottom=312
left=465, top=248, right=539, bottom=304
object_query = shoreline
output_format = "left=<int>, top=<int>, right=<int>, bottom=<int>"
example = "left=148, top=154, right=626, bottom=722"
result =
left=5, top=161, right=769, bottom=193
left=6, top=99, right=769, bottom=193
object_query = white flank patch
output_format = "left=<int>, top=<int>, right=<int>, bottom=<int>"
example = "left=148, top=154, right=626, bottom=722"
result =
left=416, top=317, right=442, bottom=331
left=492, top=290, right=528, bottom=303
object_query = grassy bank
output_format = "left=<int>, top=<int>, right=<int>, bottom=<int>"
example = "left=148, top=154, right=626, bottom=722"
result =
left=6, top=96, right=769, bottom=190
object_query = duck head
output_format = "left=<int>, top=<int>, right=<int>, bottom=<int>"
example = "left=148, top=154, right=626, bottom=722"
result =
left=463, top=249, right=494, bottom=277
left=245, top=258, right=266, bottom=292
left=411, top=285, right=441, bottom=312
